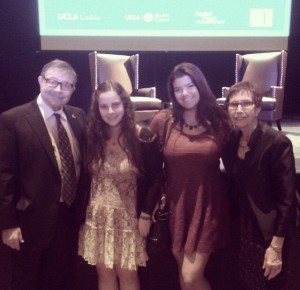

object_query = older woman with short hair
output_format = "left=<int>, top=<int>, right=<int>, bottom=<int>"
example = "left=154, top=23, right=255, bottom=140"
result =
left=223, top=81, right=297, bottom=290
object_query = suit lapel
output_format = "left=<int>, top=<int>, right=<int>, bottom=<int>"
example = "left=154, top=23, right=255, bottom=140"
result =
left=25, top=101, right=60, bottom=171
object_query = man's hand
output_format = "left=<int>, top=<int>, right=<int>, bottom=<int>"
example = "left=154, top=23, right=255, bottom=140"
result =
left=2, top=227, right=24, bottom=250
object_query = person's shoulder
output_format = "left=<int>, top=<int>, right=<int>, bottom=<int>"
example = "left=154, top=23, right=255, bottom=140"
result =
left=154, top=109, right=171, bottom=120
left=260, top=122, right=287, bottom=139
left=64, top=105, right=86, bottom=119
left=64, top=104, right=85, bottom=114
left=1, top=101, right=35, bottom=120
left=259, top=122, right=292, bottom=147
left=151, top=108, right=172, bottom=126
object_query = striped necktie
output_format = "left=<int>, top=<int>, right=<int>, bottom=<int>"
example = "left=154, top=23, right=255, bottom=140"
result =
left=54, top=113, right=77, bottom=206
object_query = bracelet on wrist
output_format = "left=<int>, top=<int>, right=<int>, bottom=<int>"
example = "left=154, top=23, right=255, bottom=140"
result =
left=140, top=215, right=151, bottom=220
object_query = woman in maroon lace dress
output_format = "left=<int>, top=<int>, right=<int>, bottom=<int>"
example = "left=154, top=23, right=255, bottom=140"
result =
left=150, top=63, right=231, bottom=290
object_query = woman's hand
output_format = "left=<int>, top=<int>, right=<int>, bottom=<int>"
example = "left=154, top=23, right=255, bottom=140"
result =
left=263, top=244, right=283, bottom=280
left=138, top=213, right=152, bottom=237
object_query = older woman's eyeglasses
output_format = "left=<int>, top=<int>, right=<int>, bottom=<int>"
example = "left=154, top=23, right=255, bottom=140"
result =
left=42, top=76, right=75, bottom=91
left=228, top=101, right=255, bottom=110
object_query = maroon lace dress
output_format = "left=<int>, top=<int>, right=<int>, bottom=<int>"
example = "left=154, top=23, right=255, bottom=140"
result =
left=151, top=112, right=229, bottom=254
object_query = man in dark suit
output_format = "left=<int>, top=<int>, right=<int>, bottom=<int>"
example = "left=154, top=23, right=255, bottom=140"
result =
left=0, top=59, right=86, bottom=289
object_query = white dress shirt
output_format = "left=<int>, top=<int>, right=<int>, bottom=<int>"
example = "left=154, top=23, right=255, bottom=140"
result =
left=37, top=95, right=81, bottom=184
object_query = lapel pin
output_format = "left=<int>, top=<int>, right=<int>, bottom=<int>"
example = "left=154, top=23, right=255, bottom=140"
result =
left=72, top=114, right=76, bottom=119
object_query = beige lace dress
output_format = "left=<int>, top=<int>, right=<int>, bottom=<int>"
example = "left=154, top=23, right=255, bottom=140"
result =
left=78, top=146, right=148, bottom=271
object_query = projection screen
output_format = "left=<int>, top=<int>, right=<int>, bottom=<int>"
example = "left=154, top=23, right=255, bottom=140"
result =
left=38, top=0, right=292, bottom=51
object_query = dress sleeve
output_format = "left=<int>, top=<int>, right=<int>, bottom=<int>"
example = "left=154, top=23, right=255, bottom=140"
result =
left=149, top=110, right=167, bottom=141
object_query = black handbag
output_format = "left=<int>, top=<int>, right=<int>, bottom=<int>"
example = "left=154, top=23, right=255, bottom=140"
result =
left=146, top=110, right=172, bottom=255
left=146, top=194, right=171, bottom=255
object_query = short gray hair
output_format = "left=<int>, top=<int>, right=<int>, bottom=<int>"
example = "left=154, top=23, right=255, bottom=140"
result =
left=40, top=59, right=78, bottom=84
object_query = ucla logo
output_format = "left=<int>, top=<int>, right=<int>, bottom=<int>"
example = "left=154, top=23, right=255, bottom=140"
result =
left=57, top=13, right=79, bottom=21
left=125, top=14, right=140, bottom=21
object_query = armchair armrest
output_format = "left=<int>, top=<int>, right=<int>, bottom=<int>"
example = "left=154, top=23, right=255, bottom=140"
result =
left=257, top=87, right=283, bottom=112
left=270, top=86, right=284, bottom=99
left=269, top=86, right=284, bottom=117
left=133, top=87, right=156, bottom=98
left=222, top=87, right=230, bottom=98
left=215, top=87, right=230, bottom=109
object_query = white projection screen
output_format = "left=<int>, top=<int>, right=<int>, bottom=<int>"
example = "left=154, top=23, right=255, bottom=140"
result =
left=38, top=0, right=292, bottom=51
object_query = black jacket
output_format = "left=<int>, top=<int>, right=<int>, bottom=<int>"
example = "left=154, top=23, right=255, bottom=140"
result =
left=0, top=100, right=86, bottom=249
left=222, top=122, right=297, bottom=241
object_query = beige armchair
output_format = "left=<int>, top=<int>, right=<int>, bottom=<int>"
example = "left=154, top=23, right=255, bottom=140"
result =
left=89, top=52, right=162, bottom=123
left=217, top=51, right=288, bottom=130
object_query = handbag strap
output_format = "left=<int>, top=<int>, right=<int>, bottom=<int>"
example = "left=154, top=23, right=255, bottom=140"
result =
left=159, top=109, right=173, bottom=209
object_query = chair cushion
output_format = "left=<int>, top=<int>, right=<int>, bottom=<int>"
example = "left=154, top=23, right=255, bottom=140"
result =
left=240, top=53, right=280, bottom=96
left=134, top=110, right=160, bottom=123
left=130, top=96, right=162, bottom=110
left=216, top=98, right=226, bottom=107
left=97, top=54, right=134, bottom=94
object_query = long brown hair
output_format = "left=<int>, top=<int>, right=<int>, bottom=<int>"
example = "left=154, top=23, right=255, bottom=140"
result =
left=85, top=80, right=142, bottom=174
left=167, top=62, right=230, bottom=145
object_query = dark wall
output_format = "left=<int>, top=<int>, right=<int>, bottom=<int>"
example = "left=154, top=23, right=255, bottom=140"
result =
left=1, top=0, right=300, bottom=116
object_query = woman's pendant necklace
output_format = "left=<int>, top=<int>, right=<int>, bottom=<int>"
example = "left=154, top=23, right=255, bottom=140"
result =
left=183, top=121, right=200, bottom=130
left=107, top=138, right=119, bottom=155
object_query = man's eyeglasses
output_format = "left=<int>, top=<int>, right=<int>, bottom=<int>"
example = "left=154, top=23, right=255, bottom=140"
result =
left=42, top=76, right=75, bottom=91
left=228, top=101, right=255, bottom=110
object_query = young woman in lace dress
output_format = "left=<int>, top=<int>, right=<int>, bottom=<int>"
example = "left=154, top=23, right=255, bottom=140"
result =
left=78, top=81, right=162, bottom=290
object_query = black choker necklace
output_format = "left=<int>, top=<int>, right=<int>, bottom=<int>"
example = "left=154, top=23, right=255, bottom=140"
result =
left=183, top=121, right=200, bottom=130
